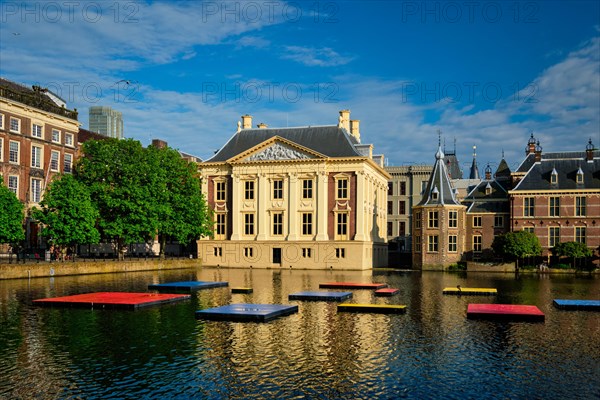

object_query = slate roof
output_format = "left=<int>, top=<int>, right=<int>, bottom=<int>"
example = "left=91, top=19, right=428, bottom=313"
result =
left=463, top=179, right=509, bottom=214
left=206, top=125, right=362, bottom=162
left=417, top=147, right=461, bottom=206
left=444, top=153, right=463, bottom=179
left=512, top=158, right=600, bottom=191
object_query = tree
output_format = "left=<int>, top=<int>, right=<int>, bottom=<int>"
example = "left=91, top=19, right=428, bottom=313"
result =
left=492, top=231, right=542, bottom=269
left=0, top=178, right=25, bottom=251
left=552, top=241, right=593, bottom=270
left=76, top=139, right=158, bottom=259
left=30, top=174, right=100, bottom=256
left=146, top=145, right=212, bottom=259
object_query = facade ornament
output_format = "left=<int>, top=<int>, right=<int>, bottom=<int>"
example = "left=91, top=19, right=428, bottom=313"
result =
left=247, top=143, right=312, bottom=161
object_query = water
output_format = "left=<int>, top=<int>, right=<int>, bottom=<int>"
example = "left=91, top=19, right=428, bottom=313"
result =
left=1, top=268, right=599, bottom=399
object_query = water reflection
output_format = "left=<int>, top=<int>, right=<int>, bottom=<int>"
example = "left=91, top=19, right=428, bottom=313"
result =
left=0, top=268, right=599, bottom=399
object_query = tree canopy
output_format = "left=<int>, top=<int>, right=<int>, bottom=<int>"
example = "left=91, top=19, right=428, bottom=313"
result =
left=0, top=178, right=25, bottom=246
left=492, top=231, right=542, bottom=262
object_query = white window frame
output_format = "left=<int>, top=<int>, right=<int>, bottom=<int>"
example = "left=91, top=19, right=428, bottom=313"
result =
left=32, top=123, right=43, bottom=138
left=473, top=235, right=482, bottom=252
left=31, top=145, right=42, bottom=168
left=51, top=129, right=61, bottom=143
left=549, top=227, right=560, bottom=247
left=0, top=138, right=3, bottom=162
left=50, top=150, right=60, bottom=172
left=336, top=177, right=349, bottom=200
left=65, top=132, right=74, bottom=147
left=9, top=141, right=19, bottom=164
left=302, top=179, right=313, bottom=199
left=8, top=175, right=18, bottom=194
left=64, top=153, right=73, bottom=173
left=428, top=235, right=438, bottom=252
left=31, top=178, right=42, bottom=203
left=10, top=117, right=20, bottom=133
left=575, top=227, right=586, bottom=244
left=215, top=213, right=226, bottom=240
left=448, top=235, right=457, bottom=252
left=302, top=212, right=313, bottom=236
left=215, top=180, right=226, bottom=201
left=0, top=113, right=4, bottom=129
left=272, top=212, right=284, bottom=236
left=272, top=179, right=284, bottom=200
left=448, top=210, right=457, bottom=228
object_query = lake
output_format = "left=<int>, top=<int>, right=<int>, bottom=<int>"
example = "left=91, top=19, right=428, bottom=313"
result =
left=1, top=267, right=599, bottom=399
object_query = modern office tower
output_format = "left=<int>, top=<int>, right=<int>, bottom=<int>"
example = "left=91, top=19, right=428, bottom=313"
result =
left=89, top=106, right=123, bottom=139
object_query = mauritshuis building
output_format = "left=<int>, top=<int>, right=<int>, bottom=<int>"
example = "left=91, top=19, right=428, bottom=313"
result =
left=197, top=110, right=390, bottom=270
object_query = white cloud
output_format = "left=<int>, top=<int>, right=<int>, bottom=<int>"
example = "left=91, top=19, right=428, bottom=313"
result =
left=281, top=46, right=355, bottom=67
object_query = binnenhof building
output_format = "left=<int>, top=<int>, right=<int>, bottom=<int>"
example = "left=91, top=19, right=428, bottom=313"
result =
left=197, top=110, right=390, bottom=270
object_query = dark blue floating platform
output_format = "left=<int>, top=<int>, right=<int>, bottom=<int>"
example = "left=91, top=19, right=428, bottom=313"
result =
left=232, top=287, right=253, bottom=294
left=195, top=303, right=298, bottom=322
left=148, top=281, right=228, bottom=293
left=289, top=291, right=352, bottom=302
left=553, top=299, right=600, bottom=311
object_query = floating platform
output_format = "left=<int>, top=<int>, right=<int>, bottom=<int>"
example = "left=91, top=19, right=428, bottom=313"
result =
left=553, top=299, right=600, bottom=311
left=289, top=291, right=352, bottom=301
left=443, top=287, right=497, bottom=295
left=375, top=288, right=400, bottom=296
left=337, top=303, right=406, bottom=314
left=195, top=303, right=298, bottom=322
left=148, top=281, right=228, bottom=293
left=319, top=282, right=387, bottom=290
left=32, top=292, right=190, bottom=310
left=231, top=287, right=253, bottom=294
left=467, top=304, right=545, bottom=322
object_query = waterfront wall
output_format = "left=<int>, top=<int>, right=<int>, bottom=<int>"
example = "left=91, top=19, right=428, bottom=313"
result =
left=467, top=261, right=516, bottom=272
left=0, top=259, right=201, bottom=280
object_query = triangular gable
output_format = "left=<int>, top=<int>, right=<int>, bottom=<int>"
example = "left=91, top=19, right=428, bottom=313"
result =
left=228, top=136, right=327, bottom=163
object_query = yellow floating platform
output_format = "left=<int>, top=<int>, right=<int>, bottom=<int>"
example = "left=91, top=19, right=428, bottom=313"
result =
left=337, top=303, right=407, bottom=314
left=443, top=287, right=497, bottom=295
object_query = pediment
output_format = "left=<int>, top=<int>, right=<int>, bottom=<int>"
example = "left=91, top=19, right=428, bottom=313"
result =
left=228, top=136, right=326, bottom=163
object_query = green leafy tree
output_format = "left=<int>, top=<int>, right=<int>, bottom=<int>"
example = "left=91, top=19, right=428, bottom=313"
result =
left=552, top=241, right=593, bottom=270
left=492, top=231, right=542, bottom=269
left=76, top=139, right=158, bottom=259
left=30, top=174, right=100, bottom=255
left=0, top=177, right=25, bottom=250
left=147, top=145, right=212, bottom=259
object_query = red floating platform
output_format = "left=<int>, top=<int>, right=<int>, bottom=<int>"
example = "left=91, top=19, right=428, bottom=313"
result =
left=375, top=288, right=400, bottom=296
left=319, top=282, right=387, bottom=290
left=33, top=292, right=190, bottom=310
left=467, top=303, right=545, bottom=322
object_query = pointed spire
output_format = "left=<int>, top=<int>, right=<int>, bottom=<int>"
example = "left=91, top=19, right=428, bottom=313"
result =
left=469, top=145, right=480, bottom=179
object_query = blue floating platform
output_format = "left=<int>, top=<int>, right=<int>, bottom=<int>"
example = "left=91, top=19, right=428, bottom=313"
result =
left=289, top=291, right=352, bottom=302
left=149, top=281, right=228, bottom=293
left=195, top=303, right=298, bottom=322
left=553, top=299, right=600, bottom=311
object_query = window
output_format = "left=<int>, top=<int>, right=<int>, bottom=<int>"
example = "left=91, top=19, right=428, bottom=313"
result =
left=400, top=181, right=406, bottom=196
left=473, top=216, right=482, bottom=228
left=576, top=170, right=583, bottom=184
left=336, top=178, right=348, bottom=199
left=213, top=247, right=222, bottom=256
left=387, top=222, right=393, bottom=236
left=473, top=235, right=482, bottom=252
left=302, top=179, right=313, bottom=199
left=549, top=197, right=560, bottom=217
left=415, top=212, right=421, bottom=229
left=524, top=197, right=535, bottom=216
left=9, top=141, right=19, bottom=163
left=428, top=211, right=438, bottom=228
left=244, top=213, right=255, bottom=235
left=448, top=235, right=457, bottom=252
left=399, top=201, right=406, bottom=215
left=52, top=129, right=60, bottom=143
left=448, top=211, right=457, bottom=228
left=8, top=176, right=18, bottom=194
left=244, top=247, right=253, bottom=258
left=576, top=196, right=586, bottom=216
left=216, top=181, right=226, bottom=201
left=32, top=124, right=43, bottom=138
left=335, top=248, right=345, bottom=258
left=65, top=133, right=74, bottom=146
left=551, top=170, right=558, bottom=184
left=302, top=248, right=312, bottom=258
left=523, top=227, right=534, bottom=233
left=337, top=213, right=348, bottom=238
left=272, top=212, right=283, bottom=235
left=10, top=117, right=20, bottom=133
left=244, top=180, right=254, bottom=200
left=494, top=216, right=504, bottom=228
left=50, top=150, right=60, bottom=171
left=273, top=179, right=283, bottom=199
left=31, top=178, right=42, bottom=203
left=215, top=214, right=226, bottom=238
left=64, top=153, right=73, bottom=173
left=388, top=182, right=393, bottom=195
left=428, top=235, right=438, bottom=252
left=399, top=221, right=406, bottom=236
left=0, top=138, right=3, bottom=161
left=31, top=145, right=42, bottom=168
left=575, top=227, right=586, bottom=244
left=387, top=201, right=393, bottom=214
left=302, top=213, right=313, bottom=235
left=414, top=235, right=421, bottom=252
left=549, top=227, right=560, bottom=247
left=0, top=113, right=4, bottom=129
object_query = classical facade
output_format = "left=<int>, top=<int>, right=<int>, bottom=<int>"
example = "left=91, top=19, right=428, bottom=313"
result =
left=198, top=111, right=390, bottom=270
left=0, top=78, right=79, bottom=248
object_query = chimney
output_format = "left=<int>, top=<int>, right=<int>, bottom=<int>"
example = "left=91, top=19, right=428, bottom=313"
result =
left=527, top=132, right=536, bottom=154
left=586, top=138, right=595, bottom=162
left=257, top=122, right=268, bottom=129
left=350, top=119, right=361, bottom=143
left=151, top=139, right=167, bottom=149
left=241, top=114, right=253, bottom=129
left=338, top=109, right=350, bottom=132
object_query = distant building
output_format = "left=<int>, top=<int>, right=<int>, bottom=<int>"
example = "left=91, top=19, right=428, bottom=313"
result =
left=0, top=78, right=79, bottom=249
left=89, top=106, right=123, bottom=139
left=198, top=110, right=390, bottom=270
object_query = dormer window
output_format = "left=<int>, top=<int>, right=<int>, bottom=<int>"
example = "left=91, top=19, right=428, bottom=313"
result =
left=485, top=182, right=492, bottom=195
left=550, top=168, right=558, bottom=185
left=576, top=167, right=584, bottom=184
left=432, top=186, right=439, bottom=200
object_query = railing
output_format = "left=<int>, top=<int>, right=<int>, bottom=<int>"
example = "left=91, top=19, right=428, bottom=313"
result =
left=0, top=87, right=78, bottom=120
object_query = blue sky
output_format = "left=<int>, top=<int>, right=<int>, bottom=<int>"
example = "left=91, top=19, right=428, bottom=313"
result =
left=1, top=0, right=599, bottom=173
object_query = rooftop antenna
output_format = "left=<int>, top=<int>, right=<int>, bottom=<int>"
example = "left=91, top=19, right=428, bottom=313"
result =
left=437, top=129, right=442, bottom=147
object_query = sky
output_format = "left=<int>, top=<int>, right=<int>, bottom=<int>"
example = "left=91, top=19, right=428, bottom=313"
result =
left=1, top=0, right=599, bottom=173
